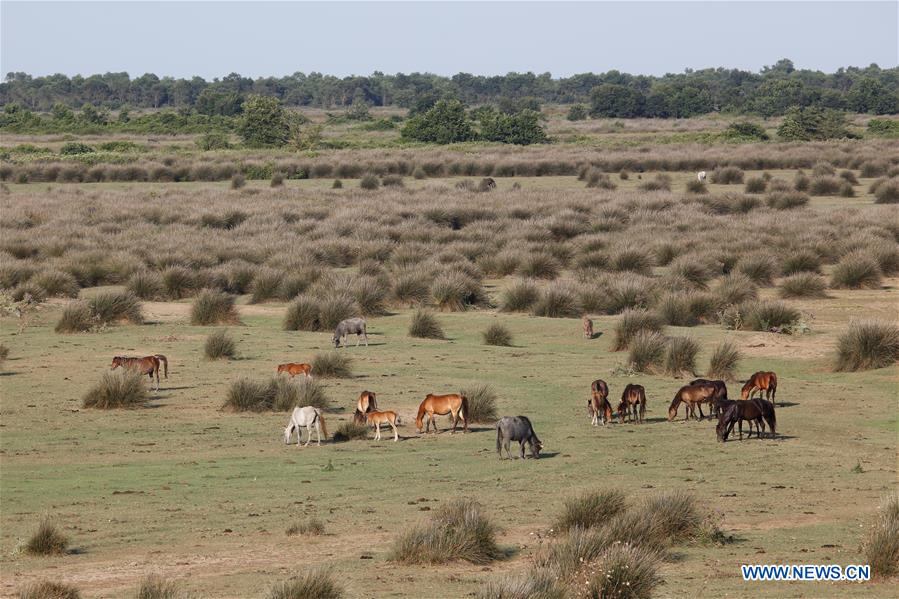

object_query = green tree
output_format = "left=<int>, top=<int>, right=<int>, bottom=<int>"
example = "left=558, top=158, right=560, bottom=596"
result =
left=238, top=95, right=289, bottom=147
left=589, top=84, right=644, bottom=118
left=400, top=99, right=474, bottom=144
left=778, top=107, right=852, bottom=141
left=847, top=78, right=899, bottom=114
left=566, top=104, right=588, bottom=121
left=477, top=107, right=548, bottom=145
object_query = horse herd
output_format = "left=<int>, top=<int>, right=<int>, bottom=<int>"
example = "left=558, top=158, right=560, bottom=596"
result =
left=108, top=317, right=782, bottom=459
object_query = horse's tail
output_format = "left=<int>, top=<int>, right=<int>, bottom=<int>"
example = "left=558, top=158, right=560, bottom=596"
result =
left=317, top=411, right=328, bottom=439
left=395, top=414, right=403, bottom=426
left=460, top=394, right=469, bottom=422
left=769, top=372, right=777, bottom=401
left=155, top=355, right=168, bottom=378
left=496, top=423, right=502, bottom=453
left=767, top=402, right=776, bottom=438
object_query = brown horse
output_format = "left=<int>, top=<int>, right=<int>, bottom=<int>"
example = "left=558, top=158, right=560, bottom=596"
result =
left=416, top=393, right=469, bottom=434
left=668, top=383, right=716, bottom=421
left=716, top=398, right=776, bottom=441
left=353, top=390, right=378, bottom=424
left=689, top=378, right=728, bottom=417
left=277, top=363, right=313, bottom=379
left=741, top=371, right=778, bottom=405
left=588, top=379, right=612, bottom=426
left=110, top=355, right=168, bottom=391
left=618, top=384, right=646, bottom=424
left=583, top=316, right=594, bottom=339
left=366, top=410, right=399, bottom=442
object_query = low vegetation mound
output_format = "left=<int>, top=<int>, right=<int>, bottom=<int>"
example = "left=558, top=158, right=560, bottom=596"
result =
left=204, top=329, right=236, bottom=359
left=135, top=574, right=178, bottom=599
left=190, top=289, right=240, bottom=325
left=25, top=517, right=69, bottom=555
left=459, top=383, right=498, bottom=423
left=390, top=498, right=501, bottom=565
left=268, top=569, right=343, bottom=599
left=408, top=309, right=445, bottom=339
left=18, top=580, right=81, bottom=599
left=223, top=376, right=328, bottom=411
left=483, top=322, right=513, bottom=346
left=82, top=371, right=148, bottom=409
left=862, top=493, right=899, bottom=579
left=834, top=321, right=899, bottom=371
left=310, top=352, right=352, bottom=378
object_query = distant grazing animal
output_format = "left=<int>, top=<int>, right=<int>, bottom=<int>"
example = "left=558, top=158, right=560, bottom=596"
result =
left=416, top=393, right=469, bottom=434
left=588, top=379, right=612, bottom=426
left=110, top=354, right=168, bottom=391
left=689, top=378, right=728, bottom=417
left=741, top=371, right=778, bottom=405
left=353, top=390, right=378, bottom=424
left=496, top=416, right=543, bottom=459
left=333, top=317, right=368, bottom=348
left=618, top=384, right=647, bottom=424
left=716, top=398, right=776, bottom=442
left=710, top=397, right=756, bottom=436
left=366, top=410, right=399, bottom=442
left=277, top=362, right=312, bottom=379
left=583, top=316, right=594, bottom=339
left=668, top=383, right=717, bottom=421
left=697, top=171, right=707, bottom=182
left=283, top=406, right=328, bottom=446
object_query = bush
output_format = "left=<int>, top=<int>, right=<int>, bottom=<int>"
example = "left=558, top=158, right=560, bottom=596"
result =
left=268, top=569, right=343, bottom=599
left=741, top=300, right=801, bottom=333
left=230, top=173, right=246, bottom=189
left=710, top=166, right=744, bottom=184
left=54, top=302, right=93, bottom=333
left=59, top=142, right=94, bottom=155
left=191, top=289, right=239, bottom=325
left=863, top=493, right=899, bottom=579
left=778, top=273, right=827, bottom=298
left=204, top=329, right=236, bottom=359
left=707, top=340, right=741, bottom=381
left=638, top=173, right=671, bottom=191
left=483, top=322, right=512, bottom=346
left=627, top=331, right=667, bottom=373
left=736, top=254, right=778, bottom=286
left=390, top=499, right=500, bottom=564
left=834, top=321, right=899, bottom=371
left=609, top=248, right=653, bottom=274
left=657, top=292, right=705, bottom=326
left=401, top=99, right=474, bottom=144
left=162, top=266, right=197, bottom=299
left=223, top=377, right=318, bottom=412
left=332, top=421, right=369, bottom=442
left=477, top=571, right=564, bottom=599
left=809, top=176, right=841, bottom=195
left=283, top=295, right=321, bottom=331
left=874, top=178, right=899, bottom=203
left=82, top=370, right=148, bottom=409
left=839, top=169, right=859, bottom=184
left=612, top=309, right=663, bottom=351
left=860, top=160, right=888, bottom=178
left=556, top=489, right=627, bottom=532
left=500, top=279, right=540, bottom=312
left=360, top=174, right=380, bottom=190
left=126, top=271, right=164, bottom=300
left=409, top=309, right=445, bottom=339
left=270, top=171, right=285, bottom=187
left=585, top=168, right=616, bottom=190
left=664, top=336, right=699, bottom=377
left=196, top=131, right=231, bottom=150
left=135, top=574, right=178, bottom=599
left=765, top=190, right=809, bottom=209
left=286, top=519, right=325, bottom=537
left=311, top=351, right=352, bottom=378
left=838, top=181, right=855, bottom=197
left=353, top=277, right=388, bottom=316
left=566, top=104, right=588, bottom=121
left=25, top=517, right=69, bottom=555
left=250, top=269, right=283, bottom=303
left=533, top=286, right=580, bottom=318
left=714, top=273, right=758, bottom=307
left=431, top=272, right=486, bottom=311
left=642, top=490, right=701, bottom=543
left=830, top=252, right=883, bottom=289
left=391, top=271, right=431, bottom=306
left=459, top=383, right=498, bottom=423
left=32, top=270, right=79, bottom=298
left=781, top=251, right=821, bottom=275
left=685, top=179, right=707, bottom=194
left=579, top=543, right=662, bottom=599
left=271, top=376, right=328, bottom=411
left=744, top=177, right=767, bottom=193
left=317, top=293, right=359, bottom=329
left=89, top=291, right=143, bottom=325
left=332, top=179, right=343, bottom=189
left=18, top=581, right=81, bottom=599
left=381, top=174, right=404, bottom=187
left=724, top=120, right=769, bottom=140
left=517, top=253, right=561, bottom=279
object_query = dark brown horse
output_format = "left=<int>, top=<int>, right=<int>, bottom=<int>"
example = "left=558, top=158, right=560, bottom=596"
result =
left=668, top=383, right=716, bottom=421
left=110, top=355, right=168, bottom=391
left=618, top=384, right=646, bottom=424
left=588, top=379, right=612, bottom=426
left=416, top=393, right=469, bottom=434
left=689, top=378, right=728, bottom=417
left=353, top=390, right=378, bottom=424
left=716, top=398, right=776, bottom=442
left=741, top=371, right=778, bottom=405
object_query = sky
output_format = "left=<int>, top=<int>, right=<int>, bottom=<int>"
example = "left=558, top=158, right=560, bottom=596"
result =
left=1, top=1, right=897, bottom=79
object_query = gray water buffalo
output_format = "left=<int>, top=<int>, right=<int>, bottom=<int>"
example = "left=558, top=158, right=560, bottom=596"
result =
left=496, top=415, right=543, bottom=460
left=333, top=317, right=368, bottom=348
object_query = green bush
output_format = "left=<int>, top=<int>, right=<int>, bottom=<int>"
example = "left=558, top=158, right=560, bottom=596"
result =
left=483, top=322, right=513, bottom=346
left=830, top=252, right=883, bottom=289
left=82, top=370, right=148, bottom=409
left=204, top=329, right=236, bottom=359
left=612, top=309, right=663, bottom=351
left=239, top=95, right=289, bottom=147
left=707, top=340, right=741, bottom=381
left=311, top=351, right=352, bottom=378
left=459, top=383, right=498, bottom=423
left=724, top=121, right=769, bottom=140
left=627, top=331, right=667, bottom=373
left=778, top=106, right=852, bottom=141
left=834, top=321, right=899, bottom=371
left=196, top=131, right=232, bottom=150
left=401, top=99, right=474, bottom=144
left=500, top=279, right=540, bottom=312
left=409, top=309, right=445, bottom=339
left=59, top=142, right=94, bottom=155
left=566, top=104, right=588, bottom=121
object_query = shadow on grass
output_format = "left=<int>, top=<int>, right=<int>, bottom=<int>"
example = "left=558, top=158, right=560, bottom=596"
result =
left=0, top=371, right=19, bottom=376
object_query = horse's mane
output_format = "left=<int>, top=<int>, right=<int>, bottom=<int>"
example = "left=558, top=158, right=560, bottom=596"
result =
left=668, top=390, right=682, bottom=411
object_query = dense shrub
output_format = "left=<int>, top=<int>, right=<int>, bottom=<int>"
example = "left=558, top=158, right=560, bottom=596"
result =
left=311, top=351, right=352, bottom=378
left=533, top=286, right=580, bottom=318
left=778, top=273, right=827, bottom=298
left=556, top=489, right=627, bottom=532
left=204, top=329, right=236, bottom=359
left=223, top=379, right=273, bottom=411
left=809, top=176, right=842, bottom=195
left=517, top=252, right=561, bottom=279
left=873, top=178, right=899, bottom=203
left=401, top=99, right=474, bottom=144
left=612, top=309, right=663, bottom=351
left=862, top=493, right=899, bottom=579
left=744, top=177, right=767, bottom=193
left=317, top=293, right=359, bottom=329
left=191, top=289, right=239, bottom=325
left=627, top=331, right=667, bottom=373
left=431, top=272, right=486, bottom=311
left=714, top=272, right=758, bottom=307
left=360, top=174, right=380, bottom=190
left=268, top=569, right=344, bottom=599
left=390, top=499, right=500, bottom=564
left=741, top=300, right=801, bottom=333
left=459, top=383, right=498, bottom=423
left=408, top=309, right=445, bottom=339
left=89, top=291, right=143, bottom=325
left=54, top=302, right=94, bottom=333
left=765, top=191, right=809, bottom=209
left=135, top=574, right=178, bottom=599
left=18, top=580, right=81, bottom=599
left=710, top=166, right=744, bottom=184
left=830, top=252, right=883, bottom=289
left=162, top=266, right=197, bottom=299
left=736, top=254, right=778, bottom=286
left=483, top=322, right=513, bottom=346
left=500, top=279, right=540, bottom=312
left=32, top=270, right=79, bottom=298
left=82, top=370, right=148, bottom=408
left=834, top=321, right=899, bottom=371
left=685, top=179, right=707, bottom=194
left=283, top=295, right=321, bottom=331
left=707, top=340, right=741, bottom=381
left=126, top=271, right=164, bottom=300
left=25, top=517, right=69, bottom=555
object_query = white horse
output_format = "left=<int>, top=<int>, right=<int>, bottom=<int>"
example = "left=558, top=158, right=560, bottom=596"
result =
left=283, top=406, right=328, bottom=446
left=697, top=171, right=707, bottom=182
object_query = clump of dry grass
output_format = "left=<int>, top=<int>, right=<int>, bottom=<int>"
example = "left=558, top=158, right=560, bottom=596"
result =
left=834, top=321, right=899, bottom=371
left=483, top=322, right=513, bottom=346
left=286, top=519, right=325, bottom=537
left=533, top=286, right=581, bottom=318
left=612, top=309, right=663, bottom=351
left=190, top=289, right=240, bottom=325
left=830, top=252, right=883, bottom=289
left=710, top=166, right=744, bottom=184
left=331, top=421, right=369, bottom=442
left=778, top=273, right=827, bottom=298
left=82, top=370, right=148, bottom=409
left=500, top=279, right=540, bottom=312
left=627, top=331, right=668, bottom=373
left=204, top=329, right=236, bottom=359
left=311, top=352, right=352, bottom=378
left=135, top=574, right=178, bottom=599
left=18, top=580, right=81, bottom=599
left=862, top=493, right=899, bottom=579
left=664, top=336, right=700, bottom=377
left=390, top=499, right=501, bottom=565
left=25, top=517, right=69, bottom=555
left=268, top=569, right=343, bottom=599
left=459, top=383, right=498, bottom=423
left=707, top=340, right=741, bottom=381
left=555, top=489, right=627, bottom=532
left=408, top=308, right=445, bottom=339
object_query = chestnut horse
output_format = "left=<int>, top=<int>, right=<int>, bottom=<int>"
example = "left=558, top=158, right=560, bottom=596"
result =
left=277, top=363, right=312, bottom=379
left=618, top=384, right=646, bottom=424
left=353, top=390, right=378, bottom=424
left=110, top=355, right=168, bottom=391
left=366, top=410, right=399, bottom=442
left=588, top=379, right=612, bottom=426
left=689, top=378, right=728, bottom=417
left=416, top=393, right=469, bottom=434
left=668, top=383, right=716, bottom=421
left=741, top=371, right=778, bottom=405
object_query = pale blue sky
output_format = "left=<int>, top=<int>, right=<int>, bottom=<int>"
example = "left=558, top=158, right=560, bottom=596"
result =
left=2, top=1, right=897, bottom=78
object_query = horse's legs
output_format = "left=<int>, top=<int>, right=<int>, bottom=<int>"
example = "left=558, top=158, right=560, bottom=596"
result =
left=450, top=408, right=459, bottom=434
left=375, top=422, right=381, bottom=441
left=390, top=421, right=398, bottom=442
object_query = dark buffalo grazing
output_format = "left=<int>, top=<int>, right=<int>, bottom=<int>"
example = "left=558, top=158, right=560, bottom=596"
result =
left=496, top=416, right=543, bottom=459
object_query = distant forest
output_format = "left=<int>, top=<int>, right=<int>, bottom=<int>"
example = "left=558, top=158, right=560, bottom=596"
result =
left=2, top=59, right=898, bottom=117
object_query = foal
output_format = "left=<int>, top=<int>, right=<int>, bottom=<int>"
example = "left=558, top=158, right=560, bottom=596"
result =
left=366, top=410, right=399, bottom=442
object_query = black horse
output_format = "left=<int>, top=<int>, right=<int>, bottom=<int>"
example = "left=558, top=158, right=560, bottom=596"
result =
left=716, top=398, right=776, bottom=442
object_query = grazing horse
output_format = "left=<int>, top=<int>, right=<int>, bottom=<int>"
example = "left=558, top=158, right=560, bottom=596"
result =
left=689, top=378, right=728, bottom=417
left=333, top=317, right=368, bottom=348
left=110, top=355, right=168, bottom=391
left=588, top=379, right=613, bottom=426
left=353, top=390, right=378, bottom=424
left=668, top=383, right=716, bottom=421
left=716, top=398, right=776, bottom=442
left=416, top=393, right=469, bottom=434
left=618, top=384, right=647, bottom=424
left=283, top=406, right=328, bottom=446
left=366, top=410, right=399, bottom=442
left=496, top=416, right=542, bottom=459
left=583, top=316, right=594, bottom=339
left=697, top=171, right=707, bottom=182
left=277, top=363, right=313, bottom=379
left=741, top=371, right=778, bottom=405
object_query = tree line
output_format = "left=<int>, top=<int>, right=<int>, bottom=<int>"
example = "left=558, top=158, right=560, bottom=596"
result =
left=2, top=59, right=897, bottom=116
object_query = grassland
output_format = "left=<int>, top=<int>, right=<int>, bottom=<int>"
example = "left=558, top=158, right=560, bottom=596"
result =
left=1, top=117, right=897, bottom=598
